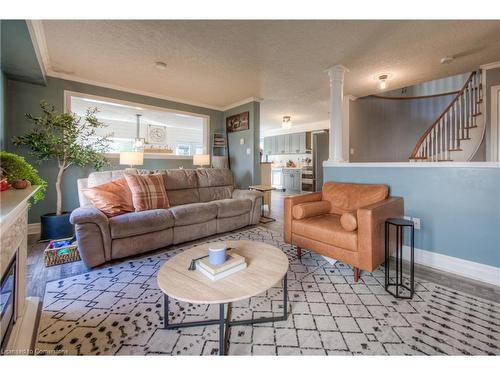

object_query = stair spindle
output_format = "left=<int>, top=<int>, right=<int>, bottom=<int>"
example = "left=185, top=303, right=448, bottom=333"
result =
left=444, top=112, right=448, bottom=160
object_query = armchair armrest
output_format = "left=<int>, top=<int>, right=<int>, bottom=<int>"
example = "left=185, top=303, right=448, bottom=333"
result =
left=357, top=197, right=404, bottom=272
left=284, top=192, right=322, bottom=243
left=232, top=189, right=263, bottom=225
left=70, top=206, right=112, bottom=267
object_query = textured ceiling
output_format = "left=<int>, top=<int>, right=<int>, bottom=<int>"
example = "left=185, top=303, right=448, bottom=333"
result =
left=40, top=20, right=500, bottom=132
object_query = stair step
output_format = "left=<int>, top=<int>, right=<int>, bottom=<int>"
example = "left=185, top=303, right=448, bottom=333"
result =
left=409, top=156, right=427, bottom=160
left=472, top=112, right=482, bottom=117
left=437, top=159, right=453, bottom=162
left=448, top=148, right=463, bottom=152
left=477, top=99, right=483, bottom=104
left=459, top=137, right=472, bottom=140
left=464, top=126, right=478, bottom=129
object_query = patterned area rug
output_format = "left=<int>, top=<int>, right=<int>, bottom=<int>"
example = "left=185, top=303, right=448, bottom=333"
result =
left=35, top=227, right=500, bottom=355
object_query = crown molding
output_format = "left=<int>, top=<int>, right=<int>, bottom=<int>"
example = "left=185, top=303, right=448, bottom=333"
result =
left=480, top=61, right=500, bottom=70
left=25, top=20, right=50, bottom=80
left=221, top=96, right=264, bottom=111
left=47, top=71, right=228, bottom=111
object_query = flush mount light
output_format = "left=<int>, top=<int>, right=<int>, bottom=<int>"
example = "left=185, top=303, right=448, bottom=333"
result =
left=282, top=116, right=292, bottom=129
left=378, top=74, right=389, bottom=90
left=440, top=56, right=454, bottom=64
left=155, top=61, right=168, bottom=70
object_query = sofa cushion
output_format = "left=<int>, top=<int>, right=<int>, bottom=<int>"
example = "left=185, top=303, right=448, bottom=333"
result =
left=292, top=200, right=331, bottom=220
left=322, top=182, right=388, bottom=215
left=82, top=177, right=134, bottom=217
left=109, top=209, right=174, bottom=239
left=169, top=202, right=218, bottom=226
left=87, top=169, right=136, bottom=187
left=162, top=169, right=200, bottom=206
left=199, top=186, right=234, bottom=202
left=292, top=214, right=357, bottom=251
left=125, top=173, right=170, bottom=211
left=340, top=211, right=358, bottom=231
left=197, top=168, right=234, bottom=202
left=196, top=168, right=234, bottom=188
left=214, top=198, right=252, bottom=218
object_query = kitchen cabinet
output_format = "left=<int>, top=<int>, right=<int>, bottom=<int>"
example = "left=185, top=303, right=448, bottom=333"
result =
left=284, top=134, right=292, bottom=153
left=282, top=169, right=301, bottom=192
left=277, top=135, right=285, bottom=154
left=263, top=132, right=310, bottom=155
left=264, top=137, right=272, bottom=155
left=291, top=133, right=301, bottom=153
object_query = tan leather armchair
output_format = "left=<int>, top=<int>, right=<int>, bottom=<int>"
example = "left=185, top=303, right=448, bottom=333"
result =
left=284, top=182, right=403, bottom=282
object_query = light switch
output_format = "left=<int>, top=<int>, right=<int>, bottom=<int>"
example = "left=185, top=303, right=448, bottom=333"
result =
left=246, top=148, right=251, bottom=155
left=240, top=138, right=245, bottom=145
left=350, top=148, right=355, bottom=155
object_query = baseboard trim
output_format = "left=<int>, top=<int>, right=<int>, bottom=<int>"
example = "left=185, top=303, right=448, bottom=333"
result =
left=402, top=245, right=500, bottom=286
left=28, top=223, right=41, bottom=235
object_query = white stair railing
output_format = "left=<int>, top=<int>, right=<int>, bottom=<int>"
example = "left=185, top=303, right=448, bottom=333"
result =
left=409, top=71, right=482, bottom=162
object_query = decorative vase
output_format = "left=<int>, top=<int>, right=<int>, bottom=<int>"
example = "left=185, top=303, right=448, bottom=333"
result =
left=12, top=179, right=29, bottom=189
left=40, top=212, right=74, bottom=241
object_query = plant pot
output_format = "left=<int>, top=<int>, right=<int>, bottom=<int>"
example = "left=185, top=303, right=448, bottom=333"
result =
left=12, top=179, right=29, bottom=189
left=40, top=212, right=74, bottom=241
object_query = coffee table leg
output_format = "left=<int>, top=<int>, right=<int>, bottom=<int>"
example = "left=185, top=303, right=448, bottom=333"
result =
left=283, top=273, right=288, bottom=318
left=164, top=294, right=169, bottom=328
left=219, top=303, right=225, bottom=356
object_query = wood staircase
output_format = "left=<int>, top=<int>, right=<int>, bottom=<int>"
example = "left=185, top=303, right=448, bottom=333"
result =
left=409, top=71, right=485, bottom=162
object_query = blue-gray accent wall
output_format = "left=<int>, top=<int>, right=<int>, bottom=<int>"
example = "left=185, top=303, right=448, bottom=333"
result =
left=5, top=77, right=225, bottom=223
left=223, top=101, right=261, bottom=188
left=1, top=20, right=46, bottom=85
left=324, top=166, right=500, bottom=267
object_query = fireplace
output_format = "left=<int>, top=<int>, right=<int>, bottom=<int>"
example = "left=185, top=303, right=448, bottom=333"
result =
left=0, top=251, right=17, bottom=352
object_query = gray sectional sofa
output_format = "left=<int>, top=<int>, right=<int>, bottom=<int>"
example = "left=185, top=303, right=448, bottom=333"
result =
left=70, top=168, right=262, bottom=267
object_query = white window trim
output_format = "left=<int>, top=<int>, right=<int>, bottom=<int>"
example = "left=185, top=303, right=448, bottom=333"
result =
left=64, top=90, right=210, bottom=159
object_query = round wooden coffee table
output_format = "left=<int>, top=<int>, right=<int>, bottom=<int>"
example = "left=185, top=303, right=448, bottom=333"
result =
left=157, top=240, right=289, bottom=355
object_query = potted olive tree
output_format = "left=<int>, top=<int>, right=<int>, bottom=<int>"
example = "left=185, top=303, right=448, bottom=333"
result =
left=13, top=101, right=110, bottom=240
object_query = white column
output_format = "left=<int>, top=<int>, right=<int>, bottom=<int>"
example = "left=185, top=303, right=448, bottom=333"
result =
left=326, top=65, right=349, bottom=162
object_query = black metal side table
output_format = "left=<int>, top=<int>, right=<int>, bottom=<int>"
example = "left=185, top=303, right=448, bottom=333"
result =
left=385, top=218, right=415, bottom=299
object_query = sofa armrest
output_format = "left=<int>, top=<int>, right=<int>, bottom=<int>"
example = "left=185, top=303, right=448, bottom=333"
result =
left=70, top=206, right=112, bottom=267
left=70, top=205, right=109, bottom=226
left=357, top=197, right=404, bottom=272
left=283, top=192, right=323, bottom=243
left=232, top=189, right=263, bottom=225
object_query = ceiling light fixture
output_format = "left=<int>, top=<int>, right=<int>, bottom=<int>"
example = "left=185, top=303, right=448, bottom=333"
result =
left=378, top=74, right=389, bottom=90
left=282, top=116, right=292, bottom=129
left=155, top=61, right=168, bottom=70
left=440, top=56, right=454, bottom=64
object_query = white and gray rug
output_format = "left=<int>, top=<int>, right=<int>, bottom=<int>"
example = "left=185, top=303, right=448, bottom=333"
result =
left=35, top=227, right=500, bottom=355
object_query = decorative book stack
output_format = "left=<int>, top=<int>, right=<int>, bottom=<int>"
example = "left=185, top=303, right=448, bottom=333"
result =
left=197, top=251, right=247, bottom=281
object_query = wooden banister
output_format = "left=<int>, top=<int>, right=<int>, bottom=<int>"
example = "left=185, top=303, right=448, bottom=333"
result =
left=409, top=71, right=477, bottom=160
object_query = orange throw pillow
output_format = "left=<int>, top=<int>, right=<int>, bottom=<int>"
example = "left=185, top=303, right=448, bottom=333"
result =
left=124, top=173, right=170, bottom=212
left=340, top=211, right=358, bottom=231
left=82, top=178, right=134, bottom=217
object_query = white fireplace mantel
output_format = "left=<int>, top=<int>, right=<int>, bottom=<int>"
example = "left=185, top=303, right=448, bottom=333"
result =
left=0, top=186, right=40, bottom=355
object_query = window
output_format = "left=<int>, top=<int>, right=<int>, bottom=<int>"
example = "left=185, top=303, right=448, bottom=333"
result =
left=66, top=92, right=209, bottom=157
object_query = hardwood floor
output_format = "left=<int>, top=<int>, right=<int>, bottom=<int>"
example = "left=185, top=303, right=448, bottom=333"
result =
left=27, top=189, right=500, bottom=303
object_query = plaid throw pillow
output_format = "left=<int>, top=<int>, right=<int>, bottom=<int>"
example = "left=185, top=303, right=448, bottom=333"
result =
left=124, top=173, right=170, bottom=212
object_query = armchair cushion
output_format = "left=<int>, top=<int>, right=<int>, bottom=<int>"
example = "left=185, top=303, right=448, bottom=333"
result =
left=292, top=200, right=331, bottom=220
left=322, top=181, right=388, bottom=215
left=292, top=214, right=358, bottom=251
left=340, top=211, right=358, bottom=231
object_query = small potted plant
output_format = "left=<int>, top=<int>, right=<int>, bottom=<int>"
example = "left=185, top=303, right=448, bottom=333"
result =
left=0, top=151, right=47, bottom=202
left=13, top=101, right=110, bottom=240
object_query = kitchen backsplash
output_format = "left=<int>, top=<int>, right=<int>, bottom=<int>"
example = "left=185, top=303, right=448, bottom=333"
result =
left=266, top=154, right=312, bottom=167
